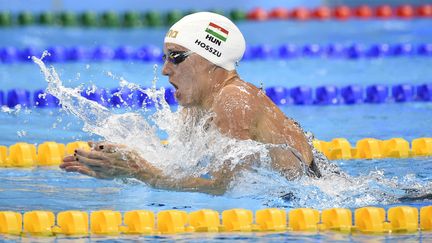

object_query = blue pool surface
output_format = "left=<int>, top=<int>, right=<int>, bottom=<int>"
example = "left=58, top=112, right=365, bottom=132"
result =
left=0, top=19, right=432, bottom=241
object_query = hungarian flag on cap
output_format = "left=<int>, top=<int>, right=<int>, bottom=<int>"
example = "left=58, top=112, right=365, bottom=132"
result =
left=205, top=22, right=229, bottom=42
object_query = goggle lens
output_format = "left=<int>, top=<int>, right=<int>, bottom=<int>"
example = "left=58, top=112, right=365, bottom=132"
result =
left=162, top=51, right=193, bottom=65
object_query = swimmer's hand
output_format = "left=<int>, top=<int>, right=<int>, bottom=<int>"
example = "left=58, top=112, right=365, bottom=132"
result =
left=60, top=142, right=154, bottom=179
left=60, top=141, right=232, bottom=195
left=88, top=141, right=127, bottom=153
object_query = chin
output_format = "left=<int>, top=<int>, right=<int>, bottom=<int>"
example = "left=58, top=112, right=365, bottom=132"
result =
left=177, top=101, right=193, bottom=107
left=176, top=98, right=195, bottom=107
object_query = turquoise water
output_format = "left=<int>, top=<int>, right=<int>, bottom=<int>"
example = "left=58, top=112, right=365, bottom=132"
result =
left=0, top=20, right=432, bottom=241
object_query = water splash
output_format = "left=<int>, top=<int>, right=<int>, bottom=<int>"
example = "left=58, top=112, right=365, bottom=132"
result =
left=32, top=53, right=432, bottom=209
left=32, top=54, right=271, bottom=180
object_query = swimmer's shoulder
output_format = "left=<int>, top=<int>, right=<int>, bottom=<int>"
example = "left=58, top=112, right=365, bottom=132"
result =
left=219, top=79, right=264, bottom=100
left=216, top=82, right=263, bottom=110
left=211, top=82, right=261, bottom=139
left=213, top=82, right=263, bottom=120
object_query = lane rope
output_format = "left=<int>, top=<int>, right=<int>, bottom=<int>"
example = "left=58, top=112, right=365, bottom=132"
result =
left=1, top=83, right=431, bottom=108
left=0, top=206, right=430, bottom=236
left=0, top=137, right=431, bottom=168
left=1, top=43, right=432, bottom=64
left=0, top=4, right=431, bottom=28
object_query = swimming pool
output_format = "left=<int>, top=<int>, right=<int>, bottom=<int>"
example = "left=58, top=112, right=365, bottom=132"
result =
left=1, top=17, right=432, bottom=241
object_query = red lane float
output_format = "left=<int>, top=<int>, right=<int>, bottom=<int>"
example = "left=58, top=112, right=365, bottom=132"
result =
left=291, top=7, right=311, bottom=20
left=247, top=7, right=268, bottom=21
left=312, top=6, right=331, bottom=19
left=333, top=5, right=352, bottom=20
left=396, top=4, right=415, bottom=18
left=355, top=5, right=373, bottom=19
left=247, top=5, right=432, bottom=21
left=375, top=5, right=393, bottom=18
left=269, top=7, right=289, bottom=19
left=417, top=4, right=432, bottom=17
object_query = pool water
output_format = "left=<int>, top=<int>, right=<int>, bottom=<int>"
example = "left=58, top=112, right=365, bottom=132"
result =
left=0, top=19, right=432, bottom=241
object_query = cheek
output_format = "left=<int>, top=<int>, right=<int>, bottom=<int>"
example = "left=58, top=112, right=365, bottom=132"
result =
left=178, top=69, right=197, bottom=91
left=175, top=61, right=207, bottom=95
left=183, top=80, right=199, bottom=97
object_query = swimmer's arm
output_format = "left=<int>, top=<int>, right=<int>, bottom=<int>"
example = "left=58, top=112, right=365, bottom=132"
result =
left=134, top=159, right=234, bottom=195
left=141, top=175, right=230, bottom=195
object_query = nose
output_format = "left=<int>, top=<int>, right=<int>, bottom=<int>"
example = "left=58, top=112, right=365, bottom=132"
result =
left=162, top=60, right=172, bottom=76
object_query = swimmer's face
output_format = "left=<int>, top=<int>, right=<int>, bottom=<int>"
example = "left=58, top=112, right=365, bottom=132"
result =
left=162, top=43, right=215, bottom=107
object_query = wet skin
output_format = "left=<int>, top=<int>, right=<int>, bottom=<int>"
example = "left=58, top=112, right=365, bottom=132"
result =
left=61, top=43, right=315, bottom=195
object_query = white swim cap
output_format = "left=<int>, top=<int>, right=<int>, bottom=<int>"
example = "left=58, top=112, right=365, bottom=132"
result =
left=164, top=12, right=246, bottom=71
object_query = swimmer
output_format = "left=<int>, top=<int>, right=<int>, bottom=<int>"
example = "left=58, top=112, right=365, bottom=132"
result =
left=61, top=12, right=320, bottom=195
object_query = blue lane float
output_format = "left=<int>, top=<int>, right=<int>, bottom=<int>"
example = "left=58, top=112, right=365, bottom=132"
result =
left=417, top=83, right=432, bottom=101
left=135, top=90, right=154, bottom=107
left=265, top=86, right=290, bottom=105
left=326, top=43, right=345, bottom=58
left=114, top=45, right=135, bottom=60
left=392, top=84, right=415, bottom=102
left=340, top=85, right=363, bottom=104
left=2, top=43, right=432, bottom=63
left=2, top=83, right=432, bottom=109
left=315, top=85, right=338, bottom=105
left=290, top=86, right=313, bottom=105
left=45, top=46, right=67, bottom=62
left=278, top=44, right=299, bottom=59
left=33, top=89, right=59, bottom=107
left=80, top=87, right=109, bottom=107
left=20, top=47, right=41, bottom=62
left=391, top=43, right=414, bottom=56
left=0, top=47, right=18, bottom=63
left=7, top=89, right=31, bottom=107
left=0, top=90, right=4, bottom=106
left=366, top=43, right=390, bottom=57
left=266, top=83, right=432, bottom=106
left=303, top=44, right=323, bottom=57
left=365, top=85, right=389, bottom=103
left=164, top=88, right=176, bottom=105
left=346, top=44, right=366, bottom=59
left=110, top=87, right=134, bottom=107
left=92, top=45, right=115, bottom=61
left=134, top=45, right=163, bottom=62
left=419, top=43, right=432, bottom=56
left=66, top=46, right=87, bottom=61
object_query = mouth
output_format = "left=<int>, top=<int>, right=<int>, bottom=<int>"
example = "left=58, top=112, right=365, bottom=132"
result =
left=169, top=81, right=179, bottom=90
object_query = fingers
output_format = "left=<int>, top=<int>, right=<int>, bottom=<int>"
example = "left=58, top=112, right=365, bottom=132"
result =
left=88, top=141, right=108, bottom=151
left=61, top=162, right=109, bottom=179
left=64, top=165, right=97, bottom=177
left=99, top=144, right=122, bottom=153
left=75, top=154, right=105, bottom=167
left=60, top=161, right=82, bottom=169
left=75, top=149, right=106, bottom=160
left=61, top=156, right=113, bottom=179
left=88, top=141, right=126, bottom=153
left=61, top=160, right=94, bottom=175
left=63, top=155, right=75, bottom=162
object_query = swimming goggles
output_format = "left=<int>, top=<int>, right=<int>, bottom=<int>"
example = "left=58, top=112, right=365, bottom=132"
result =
left=162, top=50, right=193, bottom=65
